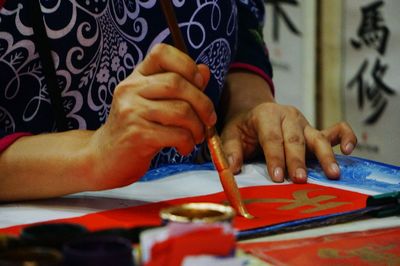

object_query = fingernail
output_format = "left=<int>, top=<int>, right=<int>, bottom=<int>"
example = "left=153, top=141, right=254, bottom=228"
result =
left=295, top=168, right=307, bottom=183
left=345, top=142, right=354, bottom=153
left=196, top=135, right=205, bottom=145
left=273, top=167, right=284, bottom=182
left=209, top=111, right=217, bottom=125
left=195, top=72, right=204, bottom=88
left=330, top=163, right=340, bottom=175
left=228, top=155, right=241, bottom=174
left=228, top=155, right=234, bottom=167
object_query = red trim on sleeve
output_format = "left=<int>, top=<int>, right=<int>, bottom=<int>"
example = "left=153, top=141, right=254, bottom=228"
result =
left=0, top=133, right=32, bottom=153
left=0, top=0, right=5, bottom=9
left=230, top=62, right=275, bottom=96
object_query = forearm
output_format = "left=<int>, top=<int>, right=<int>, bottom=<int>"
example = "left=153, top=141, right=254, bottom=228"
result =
left=220, top=71, right=275, bottom=124
left=0, top=130, right=95, bottom=201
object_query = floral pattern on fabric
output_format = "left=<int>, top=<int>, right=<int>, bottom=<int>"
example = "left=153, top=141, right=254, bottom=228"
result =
left=0, top=0, right=269, bottom=167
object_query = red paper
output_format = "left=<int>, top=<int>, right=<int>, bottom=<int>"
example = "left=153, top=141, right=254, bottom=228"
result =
left=0, top=184, right=368, bottom=236
left=239, top=226, right=400, bottom=266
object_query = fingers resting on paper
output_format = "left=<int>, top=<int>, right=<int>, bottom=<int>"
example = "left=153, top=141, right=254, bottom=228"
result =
left=221, top=102, right=357, bottom=184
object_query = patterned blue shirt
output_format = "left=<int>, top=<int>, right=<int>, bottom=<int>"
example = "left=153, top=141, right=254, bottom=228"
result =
left=0, top=0, right=272, bottom=168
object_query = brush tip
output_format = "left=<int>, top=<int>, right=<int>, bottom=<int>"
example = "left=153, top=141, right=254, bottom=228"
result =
left=240, top=211, right=255, bottom=220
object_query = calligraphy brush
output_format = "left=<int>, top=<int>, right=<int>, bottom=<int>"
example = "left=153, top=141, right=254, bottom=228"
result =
left=159, top=0, right=253, bottom=219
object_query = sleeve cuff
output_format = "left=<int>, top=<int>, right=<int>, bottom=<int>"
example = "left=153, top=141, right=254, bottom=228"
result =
left=229, top=62, right=275, bottom=96
left=0, top=133, right=32, bottom=153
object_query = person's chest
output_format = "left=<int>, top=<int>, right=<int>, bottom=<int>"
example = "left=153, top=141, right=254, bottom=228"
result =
left=0, top=0, right=237, bottom=133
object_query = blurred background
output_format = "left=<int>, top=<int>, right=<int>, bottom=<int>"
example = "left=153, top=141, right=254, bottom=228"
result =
left=263, top=0, right=399, bottom=166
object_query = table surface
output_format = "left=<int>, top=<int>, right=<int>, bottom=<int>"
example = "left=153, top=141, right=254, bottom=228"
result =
left=1, top=162, right=399, bottom=242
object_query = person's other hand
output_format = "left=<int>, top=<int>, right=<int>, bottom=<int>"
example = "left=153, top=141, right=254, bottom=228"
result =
left=88, top=44, right=213, bottom=189
left=220, top=72, right=357, bottom=183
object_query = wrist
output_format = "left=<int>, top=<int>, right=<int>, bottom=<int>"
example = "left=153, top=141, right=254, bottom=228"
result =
left=72, top=130, right=99, bottom=191
left=83, top=127, right=112, bottom=191
left=221, top=71, right=275, bottom=124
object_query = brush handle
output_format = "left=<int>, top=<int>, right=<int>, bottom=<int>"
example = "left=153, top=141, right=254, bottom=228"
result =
left=159, top=0, right=253, bottom=219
